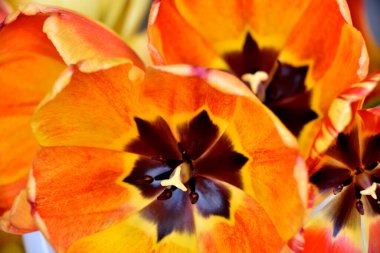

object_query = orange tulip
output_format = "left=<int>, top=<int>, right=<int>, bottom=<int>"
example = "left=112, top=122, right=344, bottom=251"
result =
left=347, top=0, right=380, bottom=110
left=148, top=0, right=369, bottom=157
left=6, top=0, right=152, bottom=62
left=0, top=1, right=11, bottom=22
left=27, top=53, right=308, bottom=252
left=347, top=0, right=380, bottom=73
left=0, top=3, right=143, bottom=234
left=304, top=73, right=380, bottom=252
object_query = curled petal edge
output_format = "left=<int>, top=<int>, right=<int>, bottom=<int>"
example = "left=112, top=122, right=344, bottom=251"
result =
left=307, top=72, right=380, bottom=171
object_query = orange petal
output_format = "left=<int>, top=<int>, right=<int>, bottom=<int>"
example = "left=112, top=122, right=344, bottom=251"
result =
left=0, top=0, right=11, bottom=23
left=0, top=8, right=65, bottom=229
left=33, top=65, right=250, bottom=150
left=195, top=184, right=285, bottom=253
left=66, top=211, right=197, bottom=253
left=1, top=190, right=37, bottom=234
left=32, top=62, right=144, bottom=150
left=357, top=108, right=380, bottom=134
left=279, top=1, right=368, bottom=153
left=32, top=65, right=307, bottom=249
left=0, top=13, right=65, bottom=110
left=138, top=66, right=252, bottom=122
left=0, top=115, right=39, bottom=222
left=303, top=225, right=362, bottom=253
left=307, top=72, right=380, bottom=166
left=66, top=183, right=285, bottom=253
left=149, top=0, right=368, bottom=155
left=303, top=194, right=363, bottom=253
left=148, top=0, right=225, bottom=67
left=148, top=0, right=314, bottom=69
left=229, top=95, right=307, bottom=241
left=0, top=176, right=26, bottom=218
left=9, top=3, right=144, bottom=69
left=347, top=0, right=380, bottom=73
left=31, top=146, right=153, bottom=253
left=0, top=2, right=144, bottom=233
left=369, top=218, right=380, bottom=253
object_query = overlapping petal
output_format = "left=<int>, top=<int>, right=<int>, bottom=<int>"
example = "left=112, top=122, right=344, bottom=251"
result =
left=148, top=0, right=368, bottom=154
left=30, top=146, right=153, bottom=252
left=31, top=64, right=307, bottom=251
left=308, top=72, right=380, bottom=166
left=303, top=214, right=362, bottom=253
left=305, top=80, right=380, bottom=252
left=0, top=0, right=11, bottom=22
left=148, top=0, right=311, bottom=68
left=66, top=182, right=285, bottom=253
left=347, top=0, right=380, bottom=73
left=0, top=3, right=145, bottom=232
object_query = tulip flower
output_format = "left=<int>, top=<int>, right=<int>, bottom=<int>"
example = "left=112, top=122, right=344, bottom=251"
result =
left=347, top=0, right=380, bottom=73
left=304, top=73, right=380, bottom=252
left=0, top=230, right=24, bottom=253
left=347, top=0, right=380, bottom=109
left=27, top=53, right=308, bottom=252
left=0, top=3, right=144, bottom=233
left=148, top=0, right=369, bottom=157
left=7, top=0, right=151, bottom=61
left=0, top=0, right=11, bottom=22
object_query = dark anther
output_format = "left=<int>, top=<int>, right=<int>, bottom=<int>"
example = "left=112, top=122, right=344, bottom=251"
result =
left=366, top=161, right=379, bottom=171
left=157, top=188, right=173, bottom=201
left=189, top=192, right=199, bottom=204
left=356, top=200, right=364, bottom=215
left=135, top=175, right=154, bottom=185
left=188, top=177, right=196, bottom=192
left=333, top=185, right=344, bottom=195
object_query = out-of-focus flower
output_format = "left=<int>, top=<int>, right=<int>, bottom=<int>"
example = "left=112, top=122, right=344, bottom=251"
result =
left=27, top=50, right=308, bottom=252
left=0, top=3, right=144, bottom=234
left=347, top=0, right=380, bottom=109
left=0, top=230, right=24, bottom=253
left=148, top=0, right=368, bottom=157
left=347, top=0, right=380, bottom=73
left=7, top=0, right=151, bottom=61
left=364, top=83, right=380, bottom=108
left=304, top=73, right=380, bottom=252
left=0, top=0, right=11, bottom=22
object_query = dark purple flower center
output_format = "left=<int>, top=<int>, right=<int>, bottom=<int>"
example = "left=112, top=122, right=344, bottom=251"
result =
left=223, top=33, right=317, bottom=136
left=310, top=127, right=380, bottom=236
left=123, top=110, right=248, bottom=241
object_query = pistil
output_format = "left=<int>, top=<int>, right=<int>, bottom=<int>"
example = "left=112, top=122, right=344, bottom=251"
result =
left=360, top=182, right=378, bottom=200
left=242, top=71, right=269, bottom=101
left=160, top=163, right=190, bottom=192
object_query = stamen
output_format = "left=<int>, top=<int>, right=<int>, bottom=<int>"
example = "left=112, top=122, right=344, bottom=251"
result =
left=242, top=71, right=269, bottom=101
left=189, top=192, right=199, bottom=204
left=360, top=182, right=378, bottom=200
left=160, top=164, right=188, bottom=191
left=333, top=184, right=343, bottom=195
left=157, top=188, right=173, bottom=200
left=356, top=200, right=365, bottom=215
